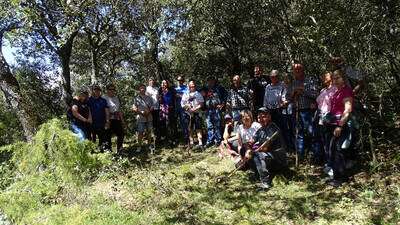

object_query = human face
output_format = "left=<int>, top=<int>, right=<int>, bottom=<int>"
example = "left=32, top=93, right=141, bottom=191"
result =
left=107, top=86, right=116, bottom=96
left=79, top=93, right=88, bottom=102
left=323, top=73, right=332, bottom=87
left=93, top=89, right=101, bottom=98
left=189, top=81, right=196, bottom=92
left=270, top=75, right=278, bottom=85
left=292, top=64, right=304, bottom=79
left=332, top=73, right=345, bottom=87
left=139, top=85, right=146, bottom=94
left=258, top=112, right=271, bottom=127
left=242, top=113, right=252, bottom=127
left=149, top=79, right=155, bottom=87
left=254, top=66, right=261, bottom=77
left=177, top=76, right=185, bottom=85
left=232, top=75, right=240, bottom=87
left=161, top=80, right=168, bottom=89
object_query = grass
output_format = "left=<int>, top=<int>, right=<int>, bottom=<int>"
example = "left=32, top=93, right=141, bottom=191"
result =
left=1, top=142, right=400, bottom=225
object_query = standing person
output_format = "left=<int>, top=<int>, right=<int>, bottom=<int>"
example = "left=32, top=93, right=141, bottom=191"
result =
left=263, top=70, right=284, bottom=129
left=146, top=77, right=161, bottom=142
left=226, top=75, right=251, bottom=125
left=316, top=72, right=337, bottom=175
left=159, top=79, right=178, bottom=147
left=281, top=73, right=296, bottom=152
left=291, top=63, right=322, bottom=164
left=326, top=69, right=354, bottom=187
left=247, top=65, right=270, bottom=115
left=88, top=85, right=110, bottom=152
left=181, top=80, right=205, bottom=150
left=204, top=76, right=227, bottom=148
left=69, top=89, right=92, bottom=141
left=175, top=75, right=189, bottom=142
left=132, top=84, right=155, bottom=153
left=103, top=84, right=125, bottom=155
left=247, top=107, right=287, bottom=190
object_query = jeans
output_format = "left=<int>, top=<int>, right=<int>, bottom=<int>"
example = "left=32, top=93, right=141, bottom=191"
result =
left=295, top=109, right=322, bottom=162
left=253, top=151, right=285, bottom=184
left=206, top=109, right=222, bottom=145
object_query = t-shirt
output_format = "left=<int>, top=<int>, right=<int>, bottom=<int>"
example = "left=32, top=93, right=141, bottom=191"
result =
left=316, top=86, right=337, bottom=114
left=253, top=123, right=286, bottom=165
left=70, top=98, right=90, bottom=127
left=181, top=91, right=204, bottom=112
left=146, top=86, right=160, bottom=110
left=238, top=122, right=262, bottom=144
left=88, top=96, right=109, bottom=129
left=330, top=85, right=353, bottom=125
left=263, top=83, right=284, bottom=109
left=133, top=94, right=154, bottom=122
left=103, top=95, right=121, bottom=120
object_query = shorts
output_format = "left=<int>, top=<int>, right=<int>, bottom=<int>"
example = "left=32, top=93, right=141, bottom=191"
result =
left=137, top=121, right=153, bottom=133
left=189, top=113, right=203, bottom=130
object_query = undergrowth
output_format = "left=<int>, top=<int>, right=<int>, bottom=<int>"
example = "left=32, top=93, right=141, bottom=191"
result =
left=0, top=119, right=399, bottom=224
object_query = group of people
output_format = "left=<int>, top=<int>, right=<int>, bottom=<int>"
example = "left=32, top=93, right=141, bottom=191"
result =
left=68, top=56, right=364, bottom=189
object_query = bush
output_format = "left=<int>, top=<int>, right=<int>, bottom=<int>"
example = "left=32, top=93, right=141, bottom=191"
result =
left=0, top=119, right=112, bottom=223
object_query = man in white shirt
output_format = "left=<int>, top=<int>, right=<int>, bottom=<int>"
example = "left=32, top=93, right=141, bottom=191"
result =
left=181, top=80, right=204, bottom=150
left=146, top=77, right=161, bottom=141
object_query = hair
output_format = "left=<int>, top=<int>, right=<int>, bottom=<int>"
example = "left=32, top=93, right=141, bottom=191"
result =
left=270, top=69, right=279, bottom=77
left=106, top=83, right=115, bottom=90
left=137, top=83, right=146, bottom=89
left=240, top=109, right=253, bottom=123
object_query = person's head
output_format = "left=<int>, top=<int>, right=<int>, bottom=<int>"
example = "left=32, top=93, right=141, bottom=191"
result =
left=224, top=114, right=233, bottom=126
left=240, top=109, right=253, bottom=128
left=270, top=70, right=279, bottom=84
left=321, top=71, right=333, bottom=87
left=138, top=83, right=146, bottom=95
left=332, top=69, right=346, bottom=88
left=207, top=76, right=216, bottom=88
left=161, top=79, right=169, bottom=89
left=292, top=63, right=305, bottom=80
left=92, top=85, right=102, bottom=98
left=232, top=75, right=241, bottom=87
left=77, top=88, right=89, bottom=102
left=257, top=107, right=272, bottom=127
left=254, top=65, right=262, bottom=77
left=106, top=84, right=116, bottom=97
left=148, top=77, right=155, bottom=87
left=188, top=80, right=196, bottom=92
left=177, top=75, right=185, bottom=86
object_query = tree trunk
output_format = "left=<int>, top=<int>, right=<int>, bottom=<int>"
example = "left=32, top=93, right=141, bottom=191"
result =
left=0, top=31, right=37, bottom=140
left=57, top=31, right=78, bottom=107
left=90, top=48, right=99, bottom=85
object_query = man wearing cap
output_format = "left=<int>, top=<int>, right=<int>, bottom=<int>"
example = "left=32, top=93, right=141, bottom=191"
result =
left=245, top=107, right=287, bottom=190
left=263, top=70, right=285, bottom=129
left=88, top=85, right=110, bottom=151
left=291, top=63, right=321, bottom=163
left=203, top=76, right=227, bottom=148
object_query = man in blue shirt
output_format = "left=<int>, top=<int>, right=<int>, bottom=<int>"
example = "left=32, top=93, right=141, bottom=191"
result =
left=175, top=75, right=189, bottom=142
left=88, top=85, right=110, bottom=152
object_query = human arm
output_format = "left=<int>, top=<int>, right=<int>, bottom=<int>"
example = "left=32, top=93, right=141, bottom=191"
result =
left=72, top=105, right=90, bottom=123
left=334, top=97, right=353, bottom=137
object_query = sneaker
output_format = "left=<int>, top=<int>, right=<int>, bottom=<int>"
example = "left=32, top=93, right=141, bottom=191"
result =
left=193, top=144, right=204, bottom=151
left=258, top=182, right=272, bottom=190
left=135, top=147, right=142, bottom=153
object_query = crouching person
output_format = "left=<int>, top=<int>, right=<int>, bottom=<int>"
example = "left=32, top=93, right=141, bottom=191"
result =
left=247, top=107, right=287, bottom=190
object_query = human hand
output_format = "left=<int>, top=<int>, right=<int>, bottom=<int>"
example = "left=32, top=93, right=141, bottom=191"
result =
left=334, top=127, right=342, bottom=137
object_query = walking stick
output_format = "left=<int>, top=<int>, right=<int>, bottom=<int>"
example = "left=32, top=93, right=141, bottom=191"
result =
left=186, top=111, right=192, bottom=156
left=295, top=100, right=300, bottom=167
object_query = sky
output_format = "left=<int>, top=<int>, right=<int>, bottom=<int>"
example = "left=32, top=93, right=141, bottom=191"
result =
left=2, top=40, right=16, bottom=66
